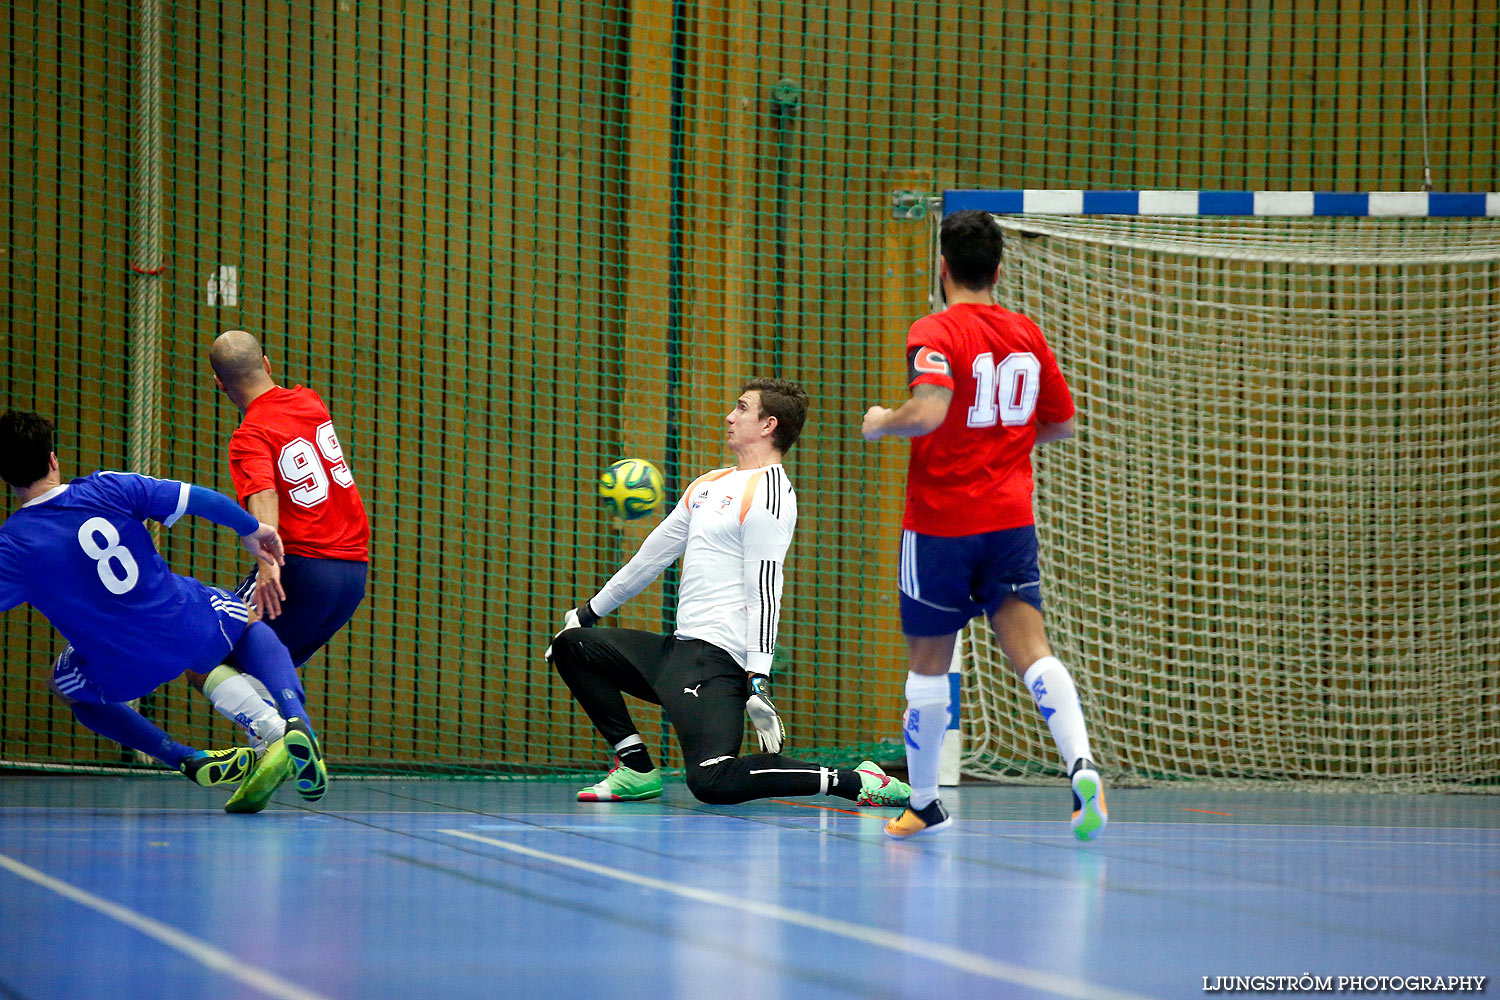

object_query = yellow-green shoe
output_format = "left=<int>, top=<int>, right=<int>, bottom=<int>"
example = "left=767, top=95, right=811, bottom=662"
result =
left=179, top=746, right=255, bottom=788
left=577, top=757, right=663, bottom=802
left=1070, top=759, right=1108, bottom=842
left=224, top=741, right=292, bottom=814
left=282, top=717, right=328, bottom=802
left=853, top=761, right=912, bottom=808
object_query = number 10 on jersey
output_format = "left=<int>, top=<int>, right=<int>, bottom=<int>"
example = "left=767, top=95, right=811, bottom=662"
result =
left=967, top=351, right=1041, bottom=428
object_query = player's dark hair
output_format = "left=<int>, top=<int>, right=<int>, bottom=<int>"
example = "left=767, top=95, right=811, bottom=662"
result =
left=940, top=209, right=1005, bottom=290
left=0, top=410, right=57, bottom=489
left=743, top=377, right=809, bottom=453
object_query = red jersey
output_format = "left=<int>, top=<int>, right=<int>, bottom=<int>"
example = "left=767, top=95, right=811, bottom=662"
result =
left=228, top=386, right=370, bottom=561
left=903, top=303, right=1074, bottom=536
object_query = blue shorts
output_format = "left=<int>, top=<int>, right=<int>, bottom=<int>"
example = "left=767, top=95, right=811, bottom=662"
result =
left=50, top=588, right=250, bottom=704
left=898, top=525, right=1043, bottom=637
left=236, top=554, right=366, bottom=667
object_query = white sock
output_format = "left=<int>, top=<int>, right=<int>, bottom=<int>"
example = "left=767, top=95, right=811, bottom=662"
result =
left=203, top=666, right=285, bottom=748
left=239, top=672, right=285, bottom=747
left=903, top=671, right=952, bottom=810
left=1021, top=656, right=1093, bottom=771
left=241, top=672, right=277, bottom=710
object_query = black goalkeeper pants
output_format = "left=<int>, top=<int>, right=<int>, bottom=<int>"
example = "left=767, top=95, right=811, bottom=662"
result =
left=550, top=627, right=836, bottom=805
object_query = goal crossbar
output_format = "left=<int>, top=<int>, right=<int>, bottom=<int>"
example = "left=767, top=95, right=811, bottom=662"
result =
left=944, top=189, right=1500, bottom=218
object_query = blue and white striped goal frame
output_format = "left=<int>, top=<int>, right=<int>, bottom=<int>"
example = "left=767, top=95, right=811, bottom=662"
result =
left=943, top=189, right=1500, bottom=217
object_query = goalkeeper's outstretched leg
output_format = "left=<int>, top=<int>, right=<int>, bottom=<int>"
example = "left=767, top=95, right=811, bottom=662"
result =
left=550, top=623, right=910, bottom=810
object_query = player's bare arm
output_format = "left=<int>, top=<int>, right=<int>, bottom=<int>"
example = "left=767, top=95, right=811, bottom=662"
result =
left=1034, top=417, right=1076, bottom=445
left=861, top=383, right=953, bottom=441
left=245, top=489, right=287, bottom=618
left=246, top=489, right=279, bottom=531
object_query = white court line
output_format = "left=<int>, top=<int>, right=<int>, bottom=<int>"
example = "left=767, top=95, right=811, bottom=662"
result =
left=438, top=829, right=1158, bottom=1000
left=0, top=852, right=332, bottom=1000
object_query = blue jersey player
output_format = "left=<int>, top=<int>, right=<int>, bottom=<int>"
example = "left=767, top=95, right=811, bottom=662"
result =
left=0, top=410, right=329, bottom=812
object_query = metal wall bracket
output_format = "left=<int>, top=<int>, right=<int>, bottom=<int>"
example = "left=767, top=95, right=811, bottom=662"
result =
left=891, top=190, right=937, bottom=220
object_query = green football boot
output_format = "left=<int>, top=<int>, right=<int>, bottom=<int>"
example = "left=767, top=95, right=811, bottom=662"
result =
left=577, top=757, right=663, bottom=802
left=282, top=717, right=328, bottom=802
left=223, top=741, right=293, bottom=814
left=179, top=746, right=255, bottom=788
left=852, top=761, right=912, bottom=808
left=1070, top=758, right=1108, bottom=842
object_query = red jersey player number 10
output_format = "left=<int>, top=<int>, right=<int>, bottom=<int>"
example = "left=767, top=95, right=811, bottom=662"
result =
left=966, top=351, right=1042, bottom=428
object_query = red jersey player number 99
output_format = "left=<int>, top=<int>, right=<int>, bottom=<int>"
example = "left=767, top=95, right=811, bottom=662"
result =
left=278, top=420, right=356, bottom=508
left=967, top=351, right=1042, bottom=429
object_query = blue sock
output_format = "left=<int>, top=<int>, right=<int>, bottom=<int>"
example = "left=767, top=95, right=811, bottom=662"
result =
left=228, top=622, right=313, bottom=733
left=69, top=701, right=194, bottom=769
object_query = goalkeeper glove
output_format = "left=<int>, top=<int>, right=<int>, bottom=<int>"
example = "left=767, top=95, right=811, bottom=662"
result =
left=745, top=673, right=785, bottom=753
left=544, top=601, right=599, bottom=661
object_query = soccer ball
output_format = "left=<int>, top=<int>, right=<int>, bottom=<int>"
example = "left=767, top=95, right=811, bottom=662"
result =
left=599, top=458, right=665, bottom=520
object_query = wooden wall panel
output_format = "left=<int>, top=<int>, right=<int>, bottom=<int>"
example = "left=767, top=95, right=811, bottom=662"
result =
left=2, top=0, right=134, bottom=765
left=334, top=0, right=386, bottom=762
left=506, top=0, right=550, bottom=760
left=4, top=0, right=1497, bottom=772
left=1239, top=2, right=1271, bottom=189
left=613, top=0, right=674, bottom=653
left=1463, top=0, right=1498, bottom=187
left=1, top=0, right=52, bottom=762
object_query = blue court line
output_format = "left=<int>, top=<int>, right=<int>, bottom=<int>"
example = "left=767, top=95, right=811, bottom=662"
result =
left=0, top=851, right=331, bottom=1000
left=438, top=828, right=1160, bottom=1000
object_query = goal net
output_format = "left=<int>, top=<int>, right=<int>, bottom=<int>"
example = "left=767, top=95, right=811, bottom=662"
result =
left=953, top=210, right=1500, bottom=790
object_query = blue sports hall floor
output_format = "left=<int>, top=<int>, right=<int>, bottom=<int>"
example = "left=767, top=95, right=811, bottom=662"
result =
left=0, top=775, right=1495, bottom=1000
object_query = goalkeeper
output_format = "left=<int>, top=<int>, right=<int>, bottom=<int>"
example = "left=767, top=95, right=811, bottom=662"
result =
left=548, top=378, right=910, bottom=811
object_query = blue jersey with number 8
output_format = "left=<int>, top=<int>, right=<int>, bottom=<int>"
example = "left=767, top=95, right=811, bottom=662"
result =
left=0, top=472, right=246, bottom=690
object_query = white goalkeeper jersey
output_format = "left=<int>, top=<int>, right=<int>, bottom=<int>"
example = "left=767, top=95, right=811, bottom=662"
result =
left=588, top=463, right=796, bottom=674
